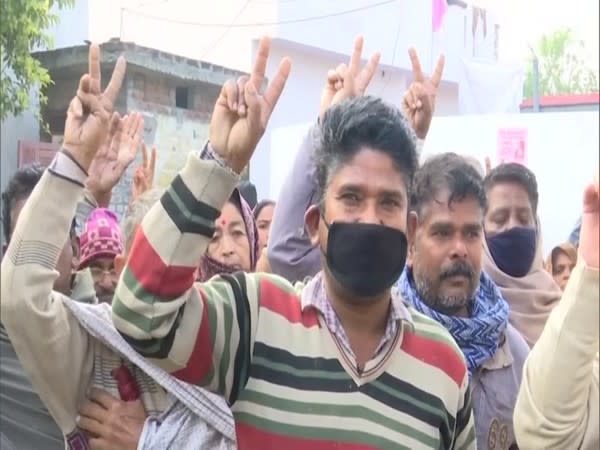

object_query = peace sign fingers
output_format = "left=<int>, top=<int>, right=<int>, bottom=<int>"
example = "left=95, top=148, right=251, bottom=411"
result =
left=88, top=44, right=102, bottom=95
left=261, top=57, right=292, bottom=118
left=348, top=36, right=365, bottom=77
left=356, top=51, right=381, bottom=94
left=408, top=48, right=445, bottom=88
left=404, top=47, right=445, bottom=140
left=408, top=47, right=425, bottom=83
left=250, top=37, right=270, bottom=92
left=431, top=54, right=445, bottom=88
left=102, top=56, right=127, bottom=112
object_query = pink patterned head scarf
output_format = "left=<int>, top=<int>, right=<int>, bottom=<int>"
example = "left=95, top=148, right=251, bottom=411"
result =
left=198, top=188, right=259, bottom=281
left=79, top=208, right=124, bottom=269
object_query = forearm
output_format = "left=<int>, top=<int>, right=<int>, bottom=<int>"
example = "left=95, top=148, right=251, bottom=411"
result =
left=268, top=124, right=321, bottom=282
left=514, top=262, right=599, bottom=448
left=0, top=151, right=92, bottom=433
left=1, top=151, right=87, bottom=327
left=111, top=149, right=239, bottom=373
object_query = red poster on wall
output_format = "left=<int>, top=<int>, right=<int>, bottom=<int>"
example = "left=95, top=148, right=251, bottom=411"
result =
left=497, top=128, right=528, bottom=166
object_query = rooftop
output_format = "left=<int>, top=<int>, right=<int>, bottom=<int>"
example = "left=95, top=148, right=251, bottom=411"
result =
left=521, top=93, right=600, bottom=108
left=32, top=38, right=248, bottom=85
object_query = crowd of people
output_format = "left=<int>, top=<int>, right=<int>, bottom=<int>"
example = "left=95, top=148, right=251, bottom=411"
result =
left=0, top=35, right=598, bottom=450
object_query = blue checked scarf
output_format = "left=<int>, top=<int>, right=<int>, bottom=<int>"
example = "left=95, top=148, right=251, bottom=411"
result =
left=397, top=268, right=509, bottom=378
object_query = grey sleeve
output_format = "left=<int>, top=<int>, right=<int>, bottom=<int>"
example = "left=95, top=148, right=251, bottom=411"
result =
left=267, top=124, right=322, bottom=282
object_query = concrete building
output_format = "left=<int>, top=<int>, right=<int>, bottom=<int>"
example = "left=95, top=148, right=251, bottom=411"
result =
left=1, top=0, right=511, bottom=235
left=38, top=0, right=508, bottom=199
left=28, top=39, right=246, bottom=217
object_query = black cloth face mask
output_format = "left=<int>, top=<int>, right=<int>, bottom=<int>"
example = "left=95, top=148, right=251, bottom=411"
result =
left=323, top=220, right=408, bottom=298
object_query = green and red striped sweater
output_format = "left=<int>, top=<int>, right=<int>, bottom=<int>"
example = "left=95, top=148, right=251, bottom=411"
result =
left=112, top=153, right=476, bottom=449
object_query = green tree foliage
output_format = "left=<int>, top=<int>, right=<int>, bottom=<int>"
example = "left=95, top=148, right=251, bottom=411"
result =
left=0, top=0, right=75, bottom=120
left=524, top=27, right=599, bottom=98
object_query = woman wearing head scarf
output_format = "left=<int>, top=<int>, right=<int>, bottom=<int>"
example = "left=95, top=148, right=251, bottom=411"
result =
left=545, top=242, right=578, bottom=291
left=482, top=163, right=562, bottom=348
left=198, top=189, right=259, bottom=281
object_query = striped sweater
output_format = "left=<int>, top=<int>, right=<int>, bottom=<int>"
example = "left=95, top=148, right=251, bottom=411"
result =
left=112, top=153, right=476, bottom=449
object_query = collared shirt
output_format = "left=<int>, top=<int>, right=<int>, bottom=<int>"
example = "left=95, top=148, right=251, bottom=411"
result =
left=300, top=272, right=413, bottom=360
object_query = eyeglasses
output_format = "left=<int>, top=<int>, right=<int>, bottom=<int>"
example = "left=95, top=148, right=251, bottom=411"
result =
left=89, top=267, right=119, bottom=282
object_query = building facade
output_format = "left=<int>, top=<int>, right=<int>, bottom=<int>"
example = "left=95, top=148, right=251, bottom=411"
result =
left=28, top=39, right=246, bottom=218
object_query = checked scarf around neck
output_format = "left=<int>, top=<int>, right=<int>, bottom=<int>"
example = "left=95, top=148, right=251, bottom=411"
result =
left=397, top=268, right=509, bottom=378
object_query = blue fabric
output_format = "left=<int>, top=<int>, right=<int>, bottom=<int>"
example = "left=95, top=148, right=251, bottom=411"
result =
left=397, top=268, right=509, bottom=378
left=486, top=227, right=537, bottom=278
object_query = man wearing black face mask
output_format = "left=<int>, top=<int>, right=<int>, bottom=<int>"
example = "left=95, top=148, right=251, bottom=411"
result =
left=396, top=153, right=529, bottom=449
left=481, top=163, right=562, bottom=347
left=111, top=37, right=476, bottom=449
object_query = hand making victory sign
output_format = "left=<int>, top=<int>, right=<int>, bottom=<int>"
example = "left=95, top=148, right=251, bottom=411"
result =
left=209, top=36, right=292, bottom=174
left=319, top=36, right=381, bottom=120
left=403, top=48, right=445, bottom=139
left=62, top=44, right=127, bottom=170
left=131, top=143, right=157, bottom=202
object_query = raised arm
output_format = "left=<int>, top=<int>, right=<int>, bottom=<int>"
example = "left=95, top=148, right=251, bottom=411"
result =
left=111, top=37, right=292, bottom=403
left=267, top=124, right=321, bottom=281
left=0, top=44, right=129, bottom=435
left=514, top=181, right=600, bottom=450
left=267, top=41, right=443, bottom=284
left=268, top=37, right=381, bottom=282
left=76, top=112, right=142, bottom=232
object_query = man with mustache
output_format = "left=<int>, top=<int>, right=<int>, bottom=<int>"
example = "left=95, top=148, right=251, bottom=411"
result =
left=395, top=152, right=529, bottom=449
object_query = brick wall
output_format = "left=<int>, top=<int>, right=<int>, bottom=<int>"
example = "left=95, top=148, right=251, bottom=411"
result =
left=128, top=69, right=220, bottom=117
left=39, top=67, right=222, bottom=221
left=108, top=69, right=221, bottom=219
left=43, top=70, right=128, bottom=138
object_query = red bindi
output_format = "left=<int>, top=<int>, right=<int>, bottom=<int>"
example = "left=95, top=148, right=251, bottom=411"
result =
left=220, top=219, right=227, bottom=226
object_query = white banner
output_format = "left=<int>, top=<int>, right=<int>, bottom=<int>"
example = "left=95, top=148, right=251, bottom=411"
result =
left=458, top=58, right=525, bottom=114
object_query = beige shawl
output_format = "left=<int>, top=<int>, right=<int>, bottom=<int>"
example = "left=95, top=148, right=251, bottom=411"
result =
left=482, top=224, right=562, bottom=348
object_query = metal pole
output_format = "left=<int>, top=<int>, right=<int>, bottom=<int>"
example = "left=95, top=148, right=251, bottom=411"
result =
left=528, top=45, right=541, bottom=112
left=532, top=55, right=540, bottom=111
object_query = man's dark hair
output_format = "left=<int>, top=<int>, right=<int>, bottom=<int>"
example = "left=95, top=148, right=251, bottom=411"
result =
left=410, top=153, right=487, bottom=217
left=253, top=199, right=275, bottom=220
left=483, top=163, right=538, bottom=214
left=315, top=95, right=419, bottom=202
left=1, top=164, right=77, bottom=244
left=2, top=164, right=45, bottom=242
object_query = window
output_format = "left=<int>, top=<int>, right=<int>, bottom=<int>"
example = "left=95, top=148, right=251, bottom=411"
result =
left=176, top=86, right=191, bottom=109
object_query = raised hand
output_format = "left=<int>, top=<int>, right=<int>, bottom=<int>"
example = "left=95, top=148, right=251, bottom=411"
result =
left=63, top=44, right=127, bottom=170
left=402, top=48, right=444, bottom=139
left=579, top=176, right=599, bottom=269
left=131, top=143, right=157, bottom=201
left=319, top=36, right=381, bottom=120
left=209, top=36, right=291, bottom=174
left=86, top=113, right=144, bottom=206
